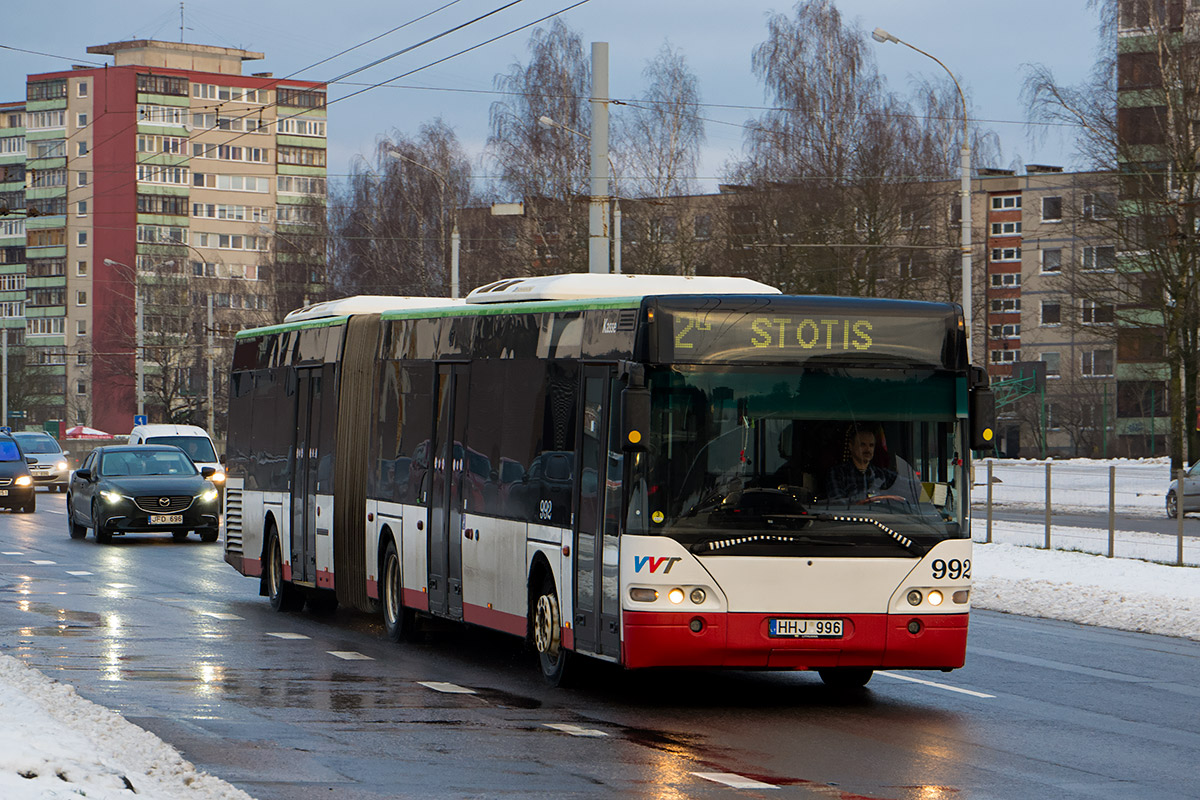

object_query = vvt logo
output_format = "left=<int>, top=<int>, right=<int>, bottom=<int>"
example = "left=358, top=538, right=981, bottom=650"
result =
left=633, top=555, right=682, bottom=574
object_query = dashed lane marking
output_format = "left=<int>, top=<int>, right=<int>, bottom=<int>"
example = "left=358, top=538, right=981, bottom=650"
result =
left=2, top=551, right=22, bottom=555
left=878, top=671, right=996, bottom=698
left=692, top=772, right=778, bottom=790
left=106, top=583, right=134, bottom=589
left=418, top=681, right=476, bottom=694
left=30, top=560, right=56, bottom=565
left=328, top=651, right=373, bottom=661
left=199, top=612, right=243, bottom=620
left=266, top=632, right=311, bottom=640
left=65, top=571, right=92, bottom=576
left=544, top=723, right=608, bottom=737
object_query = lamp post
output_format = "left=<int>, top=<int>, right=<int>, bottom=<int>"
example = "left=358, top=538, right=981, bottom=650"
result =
left=384, top=147, right=461, bottom=298
left=538, top=114, right=622, bottom=274
left=103, top=257, right=146, bottom=418
left=873, top=27, right=973, bottom=357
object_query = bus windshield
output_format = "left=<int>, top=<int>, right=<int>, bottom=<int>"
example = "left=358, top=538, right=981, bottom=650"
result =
left=630, top=365, right=966, bottom=557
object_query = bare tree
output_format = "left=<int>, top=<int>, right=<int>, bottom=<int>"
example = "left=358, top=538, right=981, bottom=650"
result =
left=1025, top=0, right=1200, bottom=468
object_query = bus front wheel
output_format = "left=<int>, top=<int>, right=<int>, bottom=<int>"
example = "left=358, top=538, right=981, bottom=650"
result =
left=266, top=527, right=304, bottom=612
left=532, top=574, right=570, bottom=686
left=381, top=541, right=415, bottom=642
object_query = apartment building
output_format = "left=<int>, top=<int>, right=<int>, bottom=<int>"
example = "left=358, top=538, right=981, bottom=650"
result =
left=0, top=39, right=327, bottom=435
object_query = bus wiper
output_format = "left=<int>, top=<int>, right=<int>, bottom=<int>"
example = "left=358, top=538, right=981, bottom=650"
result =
left=807, top=512, right=928, bottom=557
left=689, top=533, right=853, bottom=553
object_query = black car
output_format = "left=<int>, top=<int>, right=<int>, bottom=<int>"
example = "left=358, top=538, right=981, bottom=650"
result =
left=67, top=445, right=220, bottom=543
left=0, top=434, right=36, bottom=513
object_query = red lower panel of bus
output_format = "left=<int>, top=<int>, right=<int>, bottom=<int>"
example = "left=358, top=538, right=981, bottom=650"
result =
left=620, top=611, right=968, bottom=670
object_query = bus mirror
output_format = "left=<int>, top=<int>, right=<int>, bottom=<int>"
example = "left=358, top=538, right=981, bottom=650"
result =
left=621, top=386, right=650, bottom=452
left=970, top=388, right=996, bottom=451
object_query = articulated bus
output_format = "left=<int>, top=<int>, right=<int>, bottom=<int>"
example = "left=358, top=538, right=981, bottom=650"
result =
left=223, top=274, right=994, bottom=687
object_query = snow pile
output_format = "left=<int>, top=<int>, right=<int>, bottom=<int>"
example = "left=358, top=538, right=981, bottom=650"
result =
left=0, top=654, right=253, bottom=800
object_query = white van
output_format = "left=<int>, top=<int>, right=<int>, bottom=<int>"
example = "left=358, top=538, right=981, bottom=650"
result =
left=127, top=424, right=225, bottom=489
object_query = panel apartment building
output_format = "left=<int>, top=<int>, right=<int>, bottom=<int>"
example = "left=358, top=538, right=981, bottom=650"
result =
left=0, top=40, right=327, bottom=436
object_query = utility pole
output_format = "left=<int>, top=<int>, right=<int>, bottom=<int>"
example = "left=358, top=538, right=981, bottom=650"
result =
left=588, top=42, right=611, bottom=274
left=206, top=293, right=214, bottom=433
left=2, top=327, right=7, bottom=428
left=135, top=285, right=144, bottom=418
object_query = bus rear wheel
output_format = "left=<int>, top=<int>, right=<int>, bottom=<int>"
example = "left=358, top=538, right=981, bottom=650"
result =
left=817, top=667, right=873, bottom=690
left=381, top=541, right=416, bottom=642
left=266, top=527, right=304, bottom=612
left=532, top=574, right=570, bottom=686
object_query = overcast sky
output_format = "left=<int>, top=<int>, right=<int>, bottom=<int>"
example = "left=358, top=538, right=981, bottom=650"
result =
left=0, top=0, right=1102, bottom=192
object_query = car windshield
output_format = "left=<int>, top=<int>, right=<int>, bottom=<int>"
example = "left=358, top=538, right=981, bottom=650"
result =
left=144, top=436, right=216, bottom=462
left=13, top=435, right=60, bottom=454
left=0, top=441, right=20, bottom=461
left=103, top=450, right=198, bottom=477
left=626, top=365, right=966, bottom=557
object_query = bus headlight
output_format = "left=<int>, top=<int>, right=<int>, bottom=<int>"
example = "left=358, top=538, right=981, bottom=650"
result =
left=668, top=588, right=685, bottom=604
left=928, top=590, right=944, bottom=606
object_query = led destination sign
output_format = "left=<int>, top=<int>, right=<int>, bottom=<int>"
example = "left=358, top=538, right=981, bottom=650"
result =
left=653, top=297, right=962, bottom=367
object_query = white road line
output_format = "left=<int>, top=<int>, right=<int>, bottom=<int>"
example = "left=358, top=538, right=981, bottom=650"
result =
left=544, top=723, right=608, bottom=737
left=328, top=651, right=373, bottom=661
left=30, top=560, right=56, bottom=565
left=418, top=681, right=476, bottom=694
left=106, top=583, right=133, bottom=589
left=2, top=551, right=22, bottom=555
left=200, top=612, right=243, bottom=620
left=692, top=772, right=778, bottom=790
left=65, top=571, right=92, bottom=576
left=266, top=632, right=311, bottom=640
left=877, top=671, right=996, bottom=698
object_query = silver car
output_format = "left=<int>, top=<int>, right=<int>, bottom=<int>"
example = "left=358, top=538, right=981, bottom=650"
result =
left=1165, top=462, right=1200, bottom=518
left=11, top=432, right=70, bottom=492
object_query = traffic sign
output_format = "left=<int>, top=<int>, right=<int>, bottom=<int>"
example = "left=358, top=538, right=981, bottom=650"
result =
left=134, top=414, right=148, bottom=426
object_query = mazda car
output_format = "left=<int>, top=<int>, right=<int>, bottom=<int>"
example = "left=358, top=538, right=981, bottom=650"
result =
left=67, top=445, right=220, bottom=543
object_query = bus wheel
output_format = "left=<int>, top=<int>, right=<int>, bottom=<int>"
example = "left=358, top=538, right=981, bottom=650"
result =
left=533, top=575, right=570, bottom=686
left=817, top=668, right=873, bottom=690
left=266, top=527, right=303, bottom=612
left=381, top=541, right=415, bottom=642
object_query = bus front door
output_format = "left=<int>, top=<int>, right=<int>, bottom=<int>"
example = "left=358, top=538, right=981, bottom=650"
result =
left=427, top=364, right=467, bottom=620
left=289, top=367, right=322, bottom=585
left=573, top=367, right=621, bottom=658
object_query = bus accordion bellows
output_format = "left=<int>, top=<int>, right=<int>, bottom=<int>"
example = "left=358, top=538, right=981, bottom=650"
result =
left=223, top=273, right=994, bottom=688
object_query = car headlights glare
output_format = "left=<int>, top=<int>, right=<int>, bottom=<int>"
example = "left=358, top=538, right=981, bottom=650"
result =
left=210, top=471, right=226, bottom=484
left=199, top=488, right=219, bottom=503
left=56, top=461, right=68, bottom=471
left=100, top=490, right=125, bottom=504
left=14, top=475, right=32, bottom=487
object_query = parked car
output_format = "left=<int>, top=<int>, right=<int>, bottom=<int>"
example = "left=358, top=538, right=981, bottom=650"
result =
left=127, top=424, right=225, bottom=491
left=0, top=434, right=36, bottom=513
left=67, top=445, right=220, bottom=542
left=1165, top=462, right=1200, bottom=518
left=11, top=431, right=70, bottom=492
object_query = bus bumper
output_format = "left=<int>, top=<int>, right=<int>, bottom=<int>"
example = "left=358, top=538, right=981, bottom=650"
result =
left=620, top=610, right=968, bottom=670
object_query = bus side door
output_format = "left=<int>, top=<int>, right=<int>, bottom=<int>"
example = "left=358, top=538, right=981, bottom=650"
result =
left=427, top=364, right=468, bottom=620
left=289, top=366, right=322, bottom=585
left=573, top=366, right=621, bottom=658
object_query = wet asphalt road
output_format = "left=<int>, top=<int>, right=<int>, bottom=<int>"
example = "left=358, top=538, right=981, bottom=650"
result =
left=2, top=491, right=1199, bottom=799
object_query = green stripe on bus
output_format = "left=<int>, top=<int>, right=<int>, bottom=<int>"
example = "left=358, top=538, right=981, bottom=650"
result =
left=235, top=316, right=348, bottom=339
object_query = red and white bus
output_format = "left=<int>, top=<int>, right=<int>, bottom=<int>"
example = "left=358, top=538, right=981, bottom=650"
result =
left=222, top=274, right=994, bottom=687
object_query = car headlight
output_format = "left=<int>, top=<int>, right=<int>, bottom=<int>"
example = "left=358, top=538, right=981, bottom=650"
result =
left=209, top=471, right=226, bottom=484
left=56, top=461, right=68, bottom=471
left=199, top=488, right=219, bottom=503
left=14, top=475, right=32, bottom=487
left=100, top=490, right=125, bottom=504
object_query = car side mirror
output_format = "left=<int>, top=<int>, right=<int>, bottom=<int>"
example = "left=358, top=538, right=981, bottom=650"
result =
left=201, top=466, right=217, bottom=478
left=25, top=456, right=39, bottom=465
left=75, top=469, right=91, bottom=481
left=219, top=453, right=226, bottom=464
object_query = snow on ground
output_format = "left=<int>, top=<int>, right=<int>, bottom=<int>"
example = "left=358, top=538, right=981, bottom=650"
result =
left=0, top=457, right=1196, bottom=799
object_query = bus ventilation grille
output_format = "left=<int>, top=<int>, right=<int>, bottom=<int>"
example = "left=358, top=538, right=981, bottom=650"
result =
left=618, top=309, right=638, bottom=331
left=223, top=488, right=244, bottom=556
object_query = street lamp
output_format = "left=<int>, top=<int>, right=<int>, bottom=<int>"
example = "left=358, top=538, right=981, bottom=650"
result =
left=538, top=115, right=622, bottom=274
left=384, top=147, right=461, bottom=298
left=873, top=27, right=974, bottom=357
left=103, top=257, right=174, bottom=419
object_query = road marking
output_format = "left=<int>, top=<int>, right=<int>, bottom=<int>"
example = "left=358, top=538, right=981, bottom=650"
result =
left=30, top=560, right=56, bottom=565
left=328, top=651, right=373, bottom=661
left=200, top=612, right=243, bottom=620
left=65, top=571, right=92, bottom=576
left=544, top=723, right=608, bottom=737
left=418, top=681, right=476, bottom=694
left=2, top=551, right=22, bottom=555
left=878, top=671, right=995, bottom=698
left=266, top=632, right=311, bottom=640
left=106, top=583, right=133, bottom=589
left=692, top=772, right=778, bottom=790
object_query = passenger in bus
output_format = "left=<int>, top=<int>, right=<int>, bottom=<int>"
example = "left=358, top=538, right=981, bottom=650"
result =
left=826, top=423, right=901, bottom=504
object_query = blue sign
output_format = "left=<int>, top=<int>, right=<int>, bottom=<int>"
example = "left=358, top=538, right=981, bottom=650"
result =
left=134, top=415, right=148, bottom=426
left=0, top=426, right=10, bottom=434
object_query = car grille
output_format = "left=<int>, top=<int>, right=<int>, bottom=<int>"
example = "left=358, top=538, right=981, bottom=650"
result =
left=133, top=495, right=194, bottom=514
left=0, top=478, right=9, bottom=487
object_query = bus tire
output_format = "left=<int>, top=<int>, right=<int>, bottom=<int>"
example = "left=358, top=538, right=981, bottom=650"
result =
left=266, top=527, right=304, bottom=612
left=532, top=573, right=570, bottom=686
left=381, top=541, right=415, bottom=642
left=817, top=668, right=873, bottom=690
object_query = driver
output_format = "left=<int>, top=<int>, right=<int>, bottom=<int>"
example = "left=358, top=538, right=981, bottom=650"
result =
left=826, top=424, right=900, bottom=504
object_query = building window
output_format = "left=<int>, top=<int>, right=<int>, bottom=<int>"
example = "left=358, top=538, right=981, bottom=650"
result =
left=77, top=141, right=88, bottom=156
left=76, top=353, right=87, bottom=366
left=990, top=349, right=1021, bottom=364
left=1083, top=192, right=1113, bottom=220
left=77, top=231, right=87, bottom=246
left=990, top=298, right=1021, bottom=313
left=1082, top=349, right=1114, bottom=377
left=76, top=320, right=86, bottom=335
left=76, top=380, right=86, bottom=395
left=1041, top=248, right=1062, bottom=273
left=1042, top=302, right=1061, bottom=325
left=77, top=201, right=87, bottom=217
left=990, top=323, right=1020, bottom=339
left=990, top=247, right=1021, bottom=262
left=77, top=171, right=88, bottom=187
left=76, top=113, right=87, bottom=128
left=77, top=81, right=88, bottom=98
left=991, top=195, right=1021, bottom=210
left=1082, top=245, right=1117, bottom=271
left=1042, top=196, right=1063, bottom=221
left=76, top=260, right=87, bottom=276
left=1042, top=351, right=1061, bottom=377
left=990, top=221, right=1022, bottom=236
left=990, top=273, right=1021, bottom=287
left=76, top=290, right=87, bottom=306
left=1082, top=299, right=1115, bottom=324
